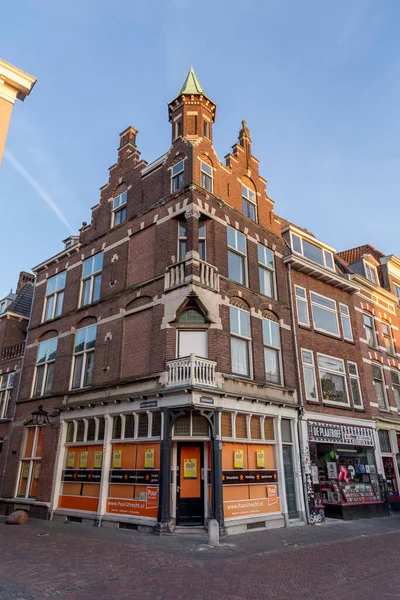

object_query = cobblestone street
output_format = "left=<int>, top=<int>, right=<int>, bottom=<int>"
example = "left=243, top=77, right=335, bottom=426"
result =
left=0, top=516, right=399, bottom=599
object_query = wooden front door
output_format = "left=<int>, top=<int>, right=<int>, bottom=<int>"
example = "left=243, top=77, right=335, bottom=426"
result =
left=176, top=443, right=204, bottom=526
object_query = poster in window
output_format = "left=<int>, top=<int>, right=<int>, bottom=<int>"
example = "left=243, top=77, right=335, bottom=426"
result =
left=22, top=462, right=30, bottom=479
left=93, top=451, right=103, bottom=469
left=311, top=465, right=319, bottom=484
left=144, top=448, right=155, bottom=470
left=327, top=462, right=337, bottom=479
left=267, top=484, right=278, bottom=506
left=234, top=450, right=244, bottom=469
left=113, top=449, right=122, bottom=469
left=256, top=450, right=265, bottom=469
left=184, top=458, right=197, bottom=479
left=79, top=451, right=88, bottom=469
left=66, top=451, right=75, bottom=469
left=34, top=463, right=41, bottom=480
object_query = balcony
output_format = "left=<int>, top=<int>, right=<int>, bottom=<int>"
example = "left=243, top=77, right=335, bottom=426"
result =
left=0, top=341, right=25, bottom=363
left=164, top=258, right=219, bottom=292
left=166, top=354, right=217, bottom=388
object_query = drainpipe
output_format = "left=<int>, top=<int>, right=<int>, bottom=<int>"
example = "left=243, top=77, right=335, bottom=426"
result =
left=287, top=262, right=311, bottom=524
left=0, top=280, right=37, bottom=499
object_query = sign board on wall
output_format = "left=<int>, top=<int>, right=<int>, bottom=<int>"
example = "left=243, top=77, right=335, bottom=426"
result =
left=94, top=451, right=103, bottom=469
left=308, top=421, right=375, bottom=446
left=66, top=451, right=75, bottom=468
left=113, top=450, right=122, bottom=469
left=79, top=452, right=88, bottom=469
left=257, top=450, right=265, bottom=469
left=144, top=448, right=155, bottom=470
left=106, top=486, right=159, bottom=518
left=234, top=450, right=244, bottom=469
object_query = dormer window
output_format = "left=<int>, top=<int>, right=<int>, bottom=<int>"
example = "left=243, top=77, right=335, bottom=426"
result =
left=242, top=185, right=256, bottom=222
left=112, top=191, right=127, bottom=226
left=364, top=262, right=378, bottom=284
left=0, top=300, right=7, bottom=314
left=288, top=232, right=335, bottom=271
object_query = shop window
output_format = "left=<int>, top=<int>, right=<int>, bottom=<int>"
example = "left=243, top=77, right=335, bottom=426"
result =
left=66, top=422, right=74, bottom=443
left=382, top=323, right=395, bottom=355
left=235, top=414, right=247, bottom=439
left=372, top=364, right=388, bottom=410
left=379, top=430, right=391, bottom=453
left=112, top=416, right=122, bottom=439
left=17, top=427, right=44, bottom=499
left=262, top=316, right=282, bottom=385
left=295, top=286, right=310, bottom=326
left=152, top=412, right=161, bottom=437
left=33, top=337, right=58, bottom=397
left=125, top=414, right=135, bottom=438
left=348, top=362, right=363, bottom=408
left=177, top=220, right=187, bottom=262
left=44, top=271, right=66, bottom=321
left=221, top=412, right=233, bottom=437
left=363, top=313, right=376, bottom=347
left=250, top=416, right=262, bottom=440
left=281, top=419, right=292, bottom=443
left=317, top=354, right=349, bottom=406
left=301, top=349, right=318, bottom=401
left=0, top=372, right=15, bottom=419
left=87, top=419, right=96, bottom=441
left=192, top=414, right=209, bottom=436
left=264, top=417, right=275, bottom=440
left=76, top=420, right=85, bottom=442
left=391, top=370, right=400, bottom=413
left=171, top=160, right=184, bottom=192
left=310, top=292, right=339, bottom=337
left=98, top=418, right=105, bottom=441
left=230, top=305, right=251, bottom=377
left=198, top=219, right=207, bottom=261
left=174, top=414, right=191, bottom=436
left=339, top=304, right=353, bottom=342
left=258, top=244, right=275, bottom=299
left=137, top=413, right=148, bottom=438
left=227, top=227, right=247, bottom=285
left=80, top=253, right=103, bottom=307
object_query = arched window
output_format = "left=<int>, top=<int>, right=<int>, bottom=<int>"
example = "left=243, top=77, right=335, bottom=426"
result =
left=178, top=309, right=206, bottom=324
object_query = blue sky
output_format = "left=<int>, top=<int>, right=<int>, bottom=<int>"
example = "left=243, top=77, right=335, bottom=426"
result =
left=2, top=0, right=400, bottom=297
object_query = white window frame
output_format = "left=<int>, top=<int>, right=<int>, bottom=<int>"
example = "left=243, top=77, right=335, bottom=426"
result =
left=177, top=219, right=187, bottom=262
left=317, top=352, right=350, bottom=407
left=348, top=361, right=363, bottom=408
left=363, top=313, right=377, bottom=348
left=200, top=161, right=213, bottom=192
left=43, top=271, right=66, bottom=322
left=258, top=244, right=276, bottom=299
left=70, top=325, right=97, bottom=390
left=301, top=349, right=318, bottom=402
left=364, top=261, right=378, bottom=284
left=112, top=190, right=127, bottom=227
left=310, top=292, right=340, bottom=337
left=339, top=303, right=353, bottom=341
left=171, top=160, right=184, bottom=192
left=227, top=226, right=247, bottom=286
left=372, top=363, right=389, bottom=411
left=294, top=285, right=310, bottom=326
left=242, top=184, right=257, bottom=222
left=390, top=370, right=400, bottom=414
left=381, top=322, right=395, bottom=355
left=198, top=218, right=206, bottom=261
left=262, top=317, right=282, bottom=386
left=0, top=372, right=14, bottom=419
left=394, top=282, right=400, bottom=299
left=32, top=337, right=58, bottom=397
left=290, top=232, right=335, bottom=271
left=230, top=306, right=252, bottom=378
left=16, top=426, right=43, bottom=499
left=80, top=253, right=103, bottom=307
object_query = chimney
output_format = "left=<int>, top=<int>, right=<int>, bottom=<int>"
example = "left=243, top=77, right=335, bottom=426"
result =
left=17, top=271, right=35, bottom=292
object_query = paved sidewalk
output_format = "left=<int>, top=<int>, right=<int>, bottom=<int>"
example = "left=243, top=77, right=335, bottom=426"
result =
left=0, top=515, right=400, bottom=599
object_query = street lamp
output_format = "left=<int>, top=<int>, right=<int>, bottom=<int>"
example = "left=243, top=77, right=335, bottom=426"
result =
left=31, top=405, right=51, bottom=426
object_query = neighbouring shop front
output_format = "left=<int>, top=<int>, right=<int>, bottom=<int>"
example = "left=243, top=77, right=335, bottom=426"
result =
left=307, top=419, right=387, bottom=520
left=376, top=425, right=400, bottom=511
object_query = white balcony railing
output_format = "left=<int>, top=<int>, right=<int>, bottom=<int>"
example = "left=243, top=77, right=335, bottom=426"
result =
left=166, top=354, right=217, bottom=387
left=164, top=259, right=219, bottom=292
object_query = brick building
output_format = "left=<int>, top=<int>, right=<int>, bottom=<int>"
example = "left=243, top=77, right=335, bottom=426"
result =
left=0, top=69, right=305, bottom=534
left=0, top=272, right=34, bottom=494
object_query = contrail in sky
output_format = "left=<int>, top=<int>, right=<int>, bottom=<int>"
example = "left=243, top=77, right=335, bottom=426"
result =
left=4, top=148, right=75, bottom=233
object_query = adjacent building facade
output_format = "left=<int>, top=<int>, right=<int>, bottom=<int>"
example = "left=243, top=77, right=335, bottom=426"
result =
left=1, top=69, right=399, bottom=533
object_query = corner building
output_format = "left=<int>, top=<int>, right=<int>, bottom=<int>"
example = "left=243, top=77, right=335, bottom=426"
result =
left=1, top=69, right=305, bottom=534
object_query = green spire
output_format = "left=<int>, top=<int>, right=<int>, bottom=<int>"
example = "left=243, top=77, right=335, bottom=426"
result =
left=175, top=66, right=206, bottom=98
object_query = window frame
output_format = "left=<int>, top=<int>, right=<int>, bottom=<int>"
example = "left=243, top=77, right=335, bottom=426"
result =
left=363, top=313, right=377, bottom=348
left=301, top=349, right=318, bottom=402
left=198, top=218, right=206, bottom=261
left=372, top=363, right=389, bottom=411
left=65, top=416, right=106, bottom=444
left=203, top=119, right=210, bottom=139
left=391, top=369, right=400, bottom=414
left=381, top=322, right=395, bottom=355
left=171, top=160, right=184, bottom=192
left=32, top=337, right=58, bottom=398
left=229, top=306, right=252, bottom=378
left=43, top=271, right=66, bottom=322
left=364, top=261, right=378, bottom=284
left=317, top=352, right=350, bottom=407
left=258, top=244, right=276, bottom=299
left=177, top=219, right=187, bottom=262
left=16, top=426, right=43, bottom=499
left=289, top=232, right=335, bottom=271
left=70, top=324, right=97, bottom=390
left=227, top=226, right=247, bottom=286
left=111, top=190, right=127, bottom=227
left=262, top=317, right=282, bottom=386
left=200, top=160, right=213, bottom=192
left=0, top=372, right=15, bottom=419
left=310, top=292, right=340, bottom=337
left=80, top=253, right=103, bottom=307
left=339, top=303, right=353, bottom=342
left=294, top=285, right=310, bottom=326
left=393, top=282, right=400, bottom=299
left=348, top=361, right=363, bottom=409
left=242, top=184, right=257, bottom=222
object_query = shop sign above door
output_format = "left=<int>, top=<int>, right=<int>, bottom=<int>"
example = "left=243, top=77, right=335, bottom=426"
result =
left=308, top=421, right=375, bottom=446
